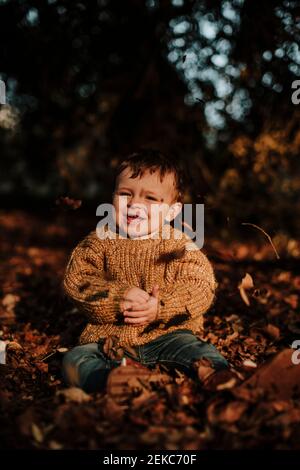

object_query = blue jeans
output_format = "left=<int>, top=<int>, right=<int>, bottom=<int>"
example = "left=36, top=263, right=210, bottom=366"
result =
left=61, top=329, right=229, bottom=393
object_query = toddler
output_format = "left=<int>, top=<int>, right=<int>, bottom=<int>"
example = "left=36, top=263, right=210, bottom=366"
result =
left=62, top=149, right=231, bottom=393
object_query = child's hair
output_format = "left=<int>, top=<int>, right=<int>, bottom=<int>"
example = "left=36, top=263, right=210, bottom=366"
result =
left=113, top=148, right=187, bottom=203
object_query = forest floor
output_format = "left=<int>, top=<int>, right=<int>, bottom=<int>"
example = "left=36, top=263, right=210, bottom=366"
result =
left=1, top=208, right=300, bottom=450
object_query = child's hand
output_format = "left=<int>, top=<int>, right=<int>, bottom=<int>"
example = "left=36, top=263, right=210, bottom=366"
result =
left=123, top=285, right=160, bottom=326
left=120, top=286, right=150, bottom=313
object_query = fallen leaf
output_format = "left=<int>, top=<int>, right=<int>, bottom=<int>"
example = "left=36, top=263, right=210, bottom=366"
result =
left=49, top=440, right=63, bottom=450
left=2, top=294, right=20, bottom=312
left=57, top=387, right=91, bottom=403
left=238, top=273, right=254, bottom=306
left=284, top=294, right=298, bottom=309
left=35, top=362, right=49, bottom=373
left=217, top=401, right=248, bottom=423
left=239, top=349, right=300, bottom=400
left=276, top=271, right=291, bottom=283
left=6, top=341, right=23, bottom=351
left=131, top=390, right=158, bottom=410
left=32, top=423, right=44, bottom=443
left=263, top=323, right=280, bottom=340
left=243, top=359, right=257, bottom=368
left=271, top=400, right=292, bottom=413
left=216, top=377, right=237, bottom=391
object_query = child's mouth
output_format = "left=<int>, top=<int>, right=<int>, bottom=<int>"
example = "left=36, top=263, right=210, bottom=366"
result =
left=126, top=215, right=144, bottom=224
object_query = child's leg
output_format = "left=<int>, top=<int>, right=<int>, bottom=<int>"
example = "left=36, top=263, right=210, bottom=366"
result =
left=139, top=329, right=229, bottom=379
left=61, top=342, right=122, bottom=393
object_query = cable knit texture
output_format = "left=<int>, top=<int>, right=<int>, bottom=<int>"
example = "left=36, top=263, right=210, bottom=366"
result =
left=63, top=223, right=217, bottom=347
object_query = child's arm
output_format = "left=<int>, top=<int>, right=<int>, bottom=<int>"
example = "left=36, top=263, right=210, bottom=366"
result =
left=63, top=231, right=135, bottom=325
left=123, top=247, right=217, bottom=327
left=156, top=248, right=217, bottom=324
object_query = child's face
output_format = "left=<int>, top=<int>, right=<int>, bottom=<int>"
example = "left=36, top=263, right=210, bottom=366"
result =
left=113, top=167, right=182, bottom=238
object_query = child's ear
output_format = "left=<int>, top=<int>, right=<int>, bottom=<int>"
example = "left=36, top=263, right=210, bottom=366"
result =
left=165, top=202, right=182, bottom=222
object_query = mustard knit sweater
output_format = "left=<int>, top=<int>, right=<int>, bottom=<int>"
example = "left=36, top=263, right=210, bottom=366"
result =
left=63, top=223, right=217, bottom=347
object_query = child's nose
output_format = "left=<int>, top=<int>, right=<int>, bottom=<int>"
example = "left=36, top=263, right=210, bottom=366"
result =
left=127, top=200, right=147, bottom=215
left=127, top=195, right=142, bottom=206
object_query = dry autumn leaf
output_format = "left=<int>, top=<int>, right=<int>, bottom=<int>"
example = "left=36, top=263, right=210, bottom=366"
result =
left=3, top=205, right=300, bottom=450
left=238, top=272, right=254, bottom=306
left=57, top=387, right=92, bottom=403
left=263, top=323, right=280, bottom=340
left=2, top=294, right=20, bottom=312
left=217, top=401, right=248, bottom=424
left=243, top=359, right=257, bottom=368
left=31, top=423, right=44, bottom=443
left=216, top=377, right=237, bottom=391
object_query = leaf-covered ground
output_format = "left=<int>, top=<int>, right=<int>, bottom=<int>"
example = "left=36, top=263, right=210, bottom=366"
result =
left=1, top=209, right=300, bottom=450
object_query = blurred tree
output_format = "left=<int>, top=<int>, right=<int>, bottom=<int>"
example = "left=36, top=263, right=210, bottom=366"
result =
left=0, top=0, right=299, bottom=236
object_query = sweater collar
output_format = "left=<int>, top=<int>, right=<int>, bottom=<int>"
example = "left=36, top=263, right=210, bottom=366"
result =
left=96, top=222, right=189, bottom=243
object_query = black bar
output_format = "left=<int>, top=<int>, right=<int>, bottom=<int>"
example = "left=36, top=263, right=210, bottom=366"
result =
left=0, top=450, right=300, bottom=468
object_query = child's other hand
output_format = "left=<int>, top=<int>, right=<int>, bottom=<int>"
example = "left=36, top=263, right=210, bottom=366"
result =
left=123, top=285, right=160, bottom=326
left=120, top=286, right=150, bottom=313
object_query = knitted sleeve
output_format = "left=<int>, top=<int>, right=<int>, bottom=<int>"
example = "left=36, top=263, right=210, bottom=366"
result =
left=63, top=232, right=133, bottom=324
left=156, top=247, right=217, bottom=324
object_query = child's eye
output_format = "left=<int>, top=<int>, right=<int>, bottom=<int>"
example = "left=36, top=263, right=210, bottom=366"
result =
left=118, top=192, right=130, bottom=196
left=146, top=195, right=158, bottom=201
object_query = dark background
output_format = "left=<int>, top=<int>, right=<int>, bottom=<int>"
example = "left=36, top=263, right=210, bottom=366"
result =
left=0, top=0, right=300, bottom=241
left=1, top=1, right=300, bottom=451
